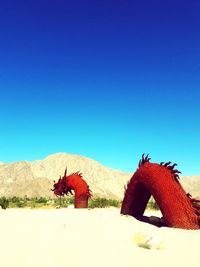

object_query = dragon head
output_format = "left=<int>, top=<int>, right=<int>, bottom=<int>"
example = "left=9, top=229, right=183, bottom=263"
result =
left=52, top=168, right=73, bottom=196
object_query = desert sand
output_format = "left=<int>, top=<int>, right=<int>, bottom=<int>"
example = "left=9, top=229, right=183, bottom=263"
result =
left=0, top=207, right=199, bottom=267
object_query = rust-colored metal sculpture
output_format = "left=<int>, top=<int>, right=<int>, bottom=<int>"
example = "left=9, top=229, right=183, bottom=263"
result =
left=52, top=168, right=92, bottom=208
left=121, top=154, right=200, bottom=229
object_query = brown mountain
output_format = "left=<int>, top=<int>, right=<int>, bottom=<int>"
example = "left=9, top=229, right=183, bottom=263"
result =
left=0, top=152, right=199, bottom=200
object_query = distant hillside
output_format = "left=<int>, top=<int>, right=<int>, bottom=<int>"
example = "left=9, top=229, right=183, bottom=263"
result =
left=0, top=153, right=199, bottom=200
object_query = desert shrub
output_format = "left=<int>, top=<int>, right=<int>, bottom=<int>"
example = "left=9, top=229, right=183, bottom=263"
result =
left=0, top=197, right=9, bottom=209
left=53, top=196, right=74, bottom=208
left=30, top=198, right=37, bottom=208
left=8, top=196, right=26, bottom=208
left=68, top=196, right=74, bottom=204
left=89, top=197, right=120, bottom=208
left=9, top=196, right=20, bottom=203
left=28, top=197, right=49, bottom=208
left=37, top=197, right=48, bottom=204
left=147, top=198, right=159, bottom=210
left=16, top=199, right=26, bottom=208
left=0, top=196, right=122, bottom=209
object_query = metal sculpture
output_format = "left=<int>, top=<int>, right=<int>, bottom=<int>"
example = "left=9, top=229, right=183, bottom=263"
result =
left=121, top=154, right=200, bottom=229
left=52, top=168, right=92, bottom=208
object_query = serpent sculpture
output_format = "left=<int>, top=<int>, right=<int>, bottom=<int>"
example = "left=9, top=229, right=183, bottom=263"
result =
left=121, top=154, right=200, bottom=229
left=52, top=168, right=92, bottom=208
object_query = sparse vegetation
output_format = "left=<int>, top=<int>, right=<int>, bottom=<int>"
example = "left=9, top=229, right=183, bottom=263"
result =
left=0, top=196, right=166, bottom=210
left=147, top=198, right=159, bottom=210
left=0, top=196, right=9, bottom=209
left=89, top=197, right=120, bottom=208
left=0, top=196, right=120, bottom=209
left=4, top=196, right=75, bottom=209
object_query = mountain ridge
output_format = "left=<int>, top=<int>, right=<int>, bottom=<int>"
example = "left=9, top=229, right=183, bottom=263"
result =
left=0, top=152, right=199, bottom=200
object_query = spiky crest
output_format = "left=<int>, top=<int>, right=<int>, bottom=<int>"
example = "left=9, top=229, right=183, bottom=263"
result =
left=159, top=161, right=181, bottom=181
left=64, top=167, right=67, bottom=177
left=68, top=171, right=83, bottom=178
left=138, top=153, right=151, bottom=167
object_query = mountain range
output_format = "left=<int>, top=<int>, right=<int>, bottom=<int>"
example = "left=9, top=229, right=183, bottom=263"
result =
left=0, top=152, right=199, bottom=200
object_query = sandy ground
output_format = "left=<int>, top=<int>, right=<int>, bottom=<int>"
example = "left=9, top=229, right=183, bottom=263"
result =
left=0, top=208, right=199, bottom=267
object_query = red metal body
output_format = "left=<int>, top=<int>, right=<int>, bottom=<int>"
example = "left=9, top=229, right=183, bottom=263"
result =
left=52, top=169, right=92, bottom=208
left=121, top=154, right=200, bottom=229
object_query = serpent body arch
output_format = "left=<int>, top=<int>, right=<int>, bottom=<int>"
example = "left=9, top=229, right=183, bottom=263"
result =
left=121, top=154, right=200, bottom=229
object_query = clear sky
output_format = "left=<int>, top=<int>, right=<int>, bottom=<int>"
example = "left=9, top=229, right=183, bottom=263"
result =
left=0, top=0, right=200, bottom=175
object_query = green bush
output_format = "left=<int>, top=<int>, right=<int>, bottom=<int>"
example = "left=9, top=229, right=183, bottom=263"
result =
left=0, top=197, right=9, bottom=209
left=7, top=196, right=26, bottom=208
left=37, top=197, right=48, bottom=204
left=147, top=198, right=159, bottom=210
left=0, top=196, right=122, bottom=209
left=9, top=196, right=20, bottom=203
left=89, top=197, right=120, bottom=208
left=53, top=196, right=74, bottom=208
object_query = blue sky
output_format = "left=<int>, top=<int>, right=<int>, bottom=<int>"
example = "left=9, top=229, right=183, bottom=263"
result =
left=0, top=0, right=200, bottom=175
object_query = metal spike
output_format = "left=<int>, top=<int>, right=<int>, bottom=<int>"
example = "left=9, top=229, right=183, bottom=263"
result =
left=167, top=165, right=173, bottom=170
left=171, top=163, right=177, bottom=169
left=64, top=167, right=67, bottom=177
left=164, top=161, right=171, bottom=167
left=191, top=198, right=200, bottom=203
left=192, top=203, right=200, bottom=209
left=147, top=155, right=150, bottom=162
left=172, top=170, right=182, bottom=174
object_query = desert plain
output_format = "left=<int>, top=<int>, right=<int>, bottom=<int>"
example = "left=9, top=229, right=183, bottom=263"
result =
left=0, top=207, right=199, bottom=267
